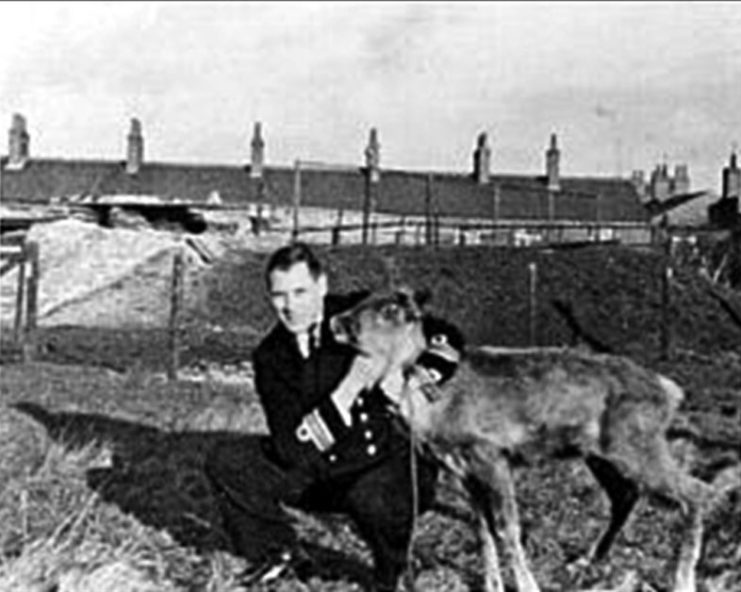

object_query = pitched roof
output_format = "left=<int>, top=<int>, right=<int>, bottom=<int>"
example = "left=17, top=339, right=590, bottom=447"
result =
left=1, top=157, right=648, bottom=223
left=643, top=191, right=707, bottom=217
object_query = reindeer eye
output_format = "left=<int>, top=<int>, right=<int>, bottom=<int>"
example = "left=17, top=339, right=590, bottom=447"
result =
left=430, top=334, right=448, bottom=346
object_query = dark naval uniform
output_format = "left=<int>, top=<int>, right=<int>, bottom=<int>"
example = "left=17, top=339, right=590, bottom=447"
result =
left=205, top=293, right=441, bottom=591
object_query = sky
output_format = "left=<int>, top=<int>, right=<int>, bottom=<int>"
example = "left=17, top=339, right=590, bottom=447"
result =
left=0, top=1, right=739, bottom=193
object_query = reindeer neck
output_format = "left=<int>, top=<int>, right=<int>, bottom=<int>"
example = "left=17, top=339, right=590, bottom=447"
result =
left=396, top=323, right=427, bottom=372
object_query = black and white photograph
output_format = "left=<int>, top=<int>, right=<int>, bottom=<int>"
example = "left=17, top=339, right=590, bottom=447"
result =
left=0, top=2, right=739, bottom=591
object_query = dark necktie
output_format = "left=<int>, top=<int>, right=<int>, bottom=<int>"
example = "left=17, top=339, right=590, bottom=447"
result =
left=308, top=324, right=319, bottom=357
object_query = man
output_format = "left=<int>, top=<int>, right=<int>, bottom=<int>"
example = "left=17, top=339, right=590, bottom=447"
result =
left=205, top=242, right=462, bottom=591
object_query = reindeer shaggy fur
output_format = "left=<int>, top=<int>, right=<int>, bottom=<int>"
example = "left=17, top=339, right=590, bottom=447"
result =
left=330, top=287, right=736, bottom=592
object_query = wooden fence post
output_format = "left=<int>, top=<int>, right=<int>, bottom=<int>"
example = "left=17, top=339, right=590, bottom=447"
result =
left=492, top=183, right=501, bottom=223
left=395, top=216, right=405, bottom=245
left=332, top=208, right=343, bottom=245
left=26, top=242, right=39, bottom=353
left=168, top=249, right=184, bottom=381
left=528, top=261, right=538, bottom=346
left=425, top=175, right=433, bottom=245
left=458, top=226, right=466, bottom=246
left=362, top=171, right=378, bottom=245
left=22, top=242, right=40, bottom=362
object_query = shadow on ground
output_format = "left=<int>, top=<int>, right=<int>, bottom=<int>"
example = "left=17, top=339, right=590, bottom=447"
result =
left=11, top=401, right=376, bottom=589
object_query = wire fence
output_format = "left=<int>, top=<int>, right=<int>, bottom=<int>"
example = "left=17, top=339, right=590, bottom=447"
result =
left=2, top=212, right=738, bottom=377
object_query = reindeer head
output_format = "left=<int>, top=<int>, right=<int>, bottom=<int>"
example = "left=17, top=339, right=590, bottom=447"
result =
left=330, top=287, right=429, bottom=371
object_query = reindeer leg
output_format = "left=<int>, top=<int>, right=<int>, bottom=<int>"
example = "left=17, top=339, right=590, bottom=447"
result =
left=465, top=475, right=505, bottom=592
left=583, top=455, right=640, bottom=563
left=489, top=455, right=540, bottom=592
left=607, top=435, right=712, bottom=592
left=479, top=511, right=505, bottom=592
left=673, top=504, right=704, bottom=592
left=467, top=448, right=540, bottom=592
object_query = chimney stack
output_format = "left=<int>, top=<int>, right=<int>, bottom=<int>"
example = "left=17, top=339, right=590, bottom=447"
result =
left=649, top=163, right=671, bottom=201
left=722, top=151, right=740, bottom=199
left=126, top=118, right=144, bottom=175
left=672, top=164, right=690, bottom=195
left=546, top=133, right=560, bottom=192
left=473, top=132, right=491, bottom=185
left=250, top=121, right=265, bottom=179
left=7, top=113, right=30, bottom=169
left=631, top=170, right=648, bottom=201
left=365, top=127, right=380, bottom=183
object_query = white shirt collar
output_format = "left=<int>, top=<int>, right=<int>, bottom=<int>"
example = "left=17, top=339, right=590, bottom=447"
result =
left=296, top=316, right=323, bottom=359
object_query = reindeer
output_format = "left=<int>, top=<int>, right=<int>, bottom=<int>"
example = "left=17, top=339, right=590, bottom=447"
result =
left=329, top=287, right=739, bottom=592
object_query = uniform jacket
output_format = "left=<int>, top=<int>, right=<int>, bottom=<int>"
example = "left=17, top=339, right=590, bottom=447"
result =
left=253, top=293, right=408, bottom=482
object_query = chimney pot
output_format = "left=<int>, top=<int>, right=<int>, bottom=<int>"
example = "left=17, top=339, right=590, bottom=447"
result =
left=7, top=113, right=30, bottom=168
left=126, top=118, right=144, bottom=175
left=546, top=133, right=560, bottom=192
left=365, top=128, right=381, bottom=183
left=250, top=121, right=265, bottom=179
left=473, top=132, right=491, bottom=185
left=722, top=150, right=741, bottom=199
left=672, top=164, right=690, bottom=195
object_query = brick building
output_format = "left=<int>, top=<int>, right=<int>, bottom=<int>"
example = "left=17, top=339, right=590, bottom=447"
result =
left=1, top=114, right=651, bottom=244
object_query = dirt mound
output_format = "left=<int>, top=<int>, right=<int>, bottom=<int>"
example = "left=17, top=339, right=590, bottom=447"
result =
left=2, top=220, right=232, bottom=328
left=0, top=406, right=50, bottom=484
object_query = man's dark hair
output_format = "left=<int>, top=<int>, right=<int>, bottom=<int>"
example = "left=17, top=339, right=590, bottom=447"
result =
left=265, top=242, right=324, bottom=285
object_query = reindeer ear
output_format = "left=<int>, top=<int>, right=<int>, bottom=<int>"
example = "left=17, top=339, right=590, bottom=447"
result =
left=413, top=287, right=432, bottom=309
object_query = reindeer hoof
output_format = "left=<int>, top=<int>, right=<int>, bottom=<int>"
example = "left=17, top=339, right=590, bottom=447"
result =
left=577, top=570, right=641, bottom=592
left=566, top=554, right=593, bottom=575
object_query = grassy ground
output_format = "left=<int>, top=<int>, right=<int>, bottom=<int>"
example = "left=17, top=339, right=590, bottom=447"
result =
left=1, top=244, right=740, bottom=591
left=0, top=355, right=739, bottom=592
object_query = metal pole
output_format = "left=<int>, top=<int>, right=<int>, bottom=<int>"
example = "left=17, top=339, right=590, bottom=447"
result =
left=362, top=172, right=370, bottom=245
left=425, top=174, right=433, bottom=245
left=492, top=183, right=501, bottom=245
left=661, top=261, right=674, bottom=361
left=493, top=183, right=500, bottom=222
left=292, top=159, right=301, bottom=241
left=255, top=178, right=265, bottom=236
left=528, top=261, right=538, bottom=347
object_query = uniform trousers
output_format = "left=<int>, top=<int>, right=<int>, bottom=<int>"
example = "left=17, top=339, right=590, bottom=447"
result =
left=204, top=436, right=438, bottom=591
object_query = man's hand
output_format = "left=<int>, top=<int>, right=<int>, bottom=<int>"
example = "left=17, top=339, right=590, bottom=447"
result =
left=346, top=354, right=388, bottom=390
left=379, top=369, right=406, bottom=406
left=330, top=354, right=388, bottom=425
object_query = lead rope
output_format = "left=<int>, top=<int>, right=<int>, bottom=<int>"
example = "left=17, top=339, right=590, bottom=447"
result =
left=404, top=374, right=420, bottom=592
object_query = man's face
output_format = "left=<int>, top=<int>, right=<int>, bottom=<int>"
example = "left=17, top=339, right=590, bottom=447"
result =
left=268, top=262, right=327, bottom=335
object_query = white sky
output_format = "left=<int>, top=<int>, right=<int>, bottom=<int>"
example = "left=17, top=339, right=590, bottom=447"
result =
left=1, top=1, right=739, bottom=192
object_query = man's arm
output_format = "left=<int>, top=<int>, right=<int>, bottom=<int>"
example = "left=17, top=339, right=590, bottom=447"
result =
left=329, top=355, right=387, bottom=424
left=254, top=350, right=386, bottom=475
